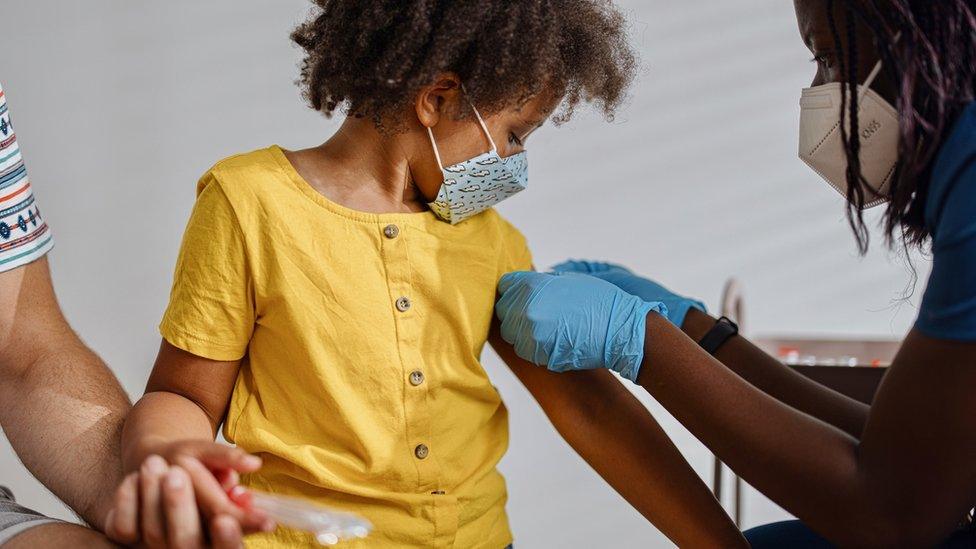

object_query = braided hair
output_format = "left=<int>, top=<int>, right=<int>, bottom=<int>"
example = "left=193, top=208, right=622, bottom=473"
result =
left=827, top=0, right=976, bottom=253
left=290, top=0, right=636, bottom=130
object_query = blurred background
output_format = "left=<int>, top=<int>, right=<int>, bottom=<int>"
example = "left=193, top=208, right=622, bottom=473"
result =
left=0, top=1, right=926, bottom=546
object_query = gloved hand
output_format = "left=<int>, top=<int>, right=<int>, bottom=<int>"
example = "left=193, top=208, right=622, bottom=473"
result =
left=496, top=271, right=667, bottom=382
left=552, top=260, right=706, bottom=328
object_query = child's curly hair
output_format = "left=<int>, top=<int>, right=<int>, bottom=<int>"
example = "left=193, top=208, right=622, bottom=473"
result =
left=291, top=0, right=637, bottom=127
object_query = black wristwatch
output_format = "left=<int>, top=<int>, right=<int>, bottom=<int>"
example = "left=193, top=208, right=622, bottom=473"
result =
left=697, top=316, right=739, bottom=356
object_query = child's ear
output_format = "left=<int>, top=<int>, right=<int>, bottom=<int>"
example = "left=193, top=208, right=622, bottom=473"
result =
left=415, top=72, right=462, bottom=128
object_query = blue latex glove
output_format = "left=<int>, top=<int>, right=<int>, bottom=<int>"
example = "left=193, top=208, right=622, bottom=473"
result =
left=552, top=260, right=706, bottom=328
left=496, top=271, right=668, bottom=382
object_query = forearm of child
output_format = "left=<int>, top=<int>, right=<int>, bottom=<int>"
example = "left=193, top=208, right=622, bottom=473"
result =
left=115, top=340, right=270, bottom=541
left=122, top=392, right=220, bottom=471
left=122, top=339, right=242, bottom=471
left=488, top=324, right=746, bottom=548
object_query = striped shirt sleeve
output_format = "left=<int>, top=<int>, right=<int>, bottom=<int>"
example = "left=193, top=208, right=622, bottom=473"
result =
left=0, top=82, right=54, bottom=272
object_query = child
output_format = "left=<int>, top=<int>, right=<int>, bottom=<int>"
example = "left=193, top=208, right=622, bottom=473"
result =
left=122, top=1, right=745, bottom=547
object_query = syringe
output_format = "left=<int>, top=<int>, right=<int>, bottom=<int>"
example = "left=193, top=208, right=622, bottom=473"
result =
left=229, top=487, right=372, bottom=545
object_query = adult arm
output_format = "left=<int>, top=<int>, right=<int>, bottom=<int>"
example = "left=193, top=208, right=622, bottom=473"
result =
left=639, top=315, right=976, bottom=547
left=680, top=308, right=869, bottom=438
left=0, top=257, right=130, bottom=529
left=553, top=261, right=870, bottom=438
left=489, top=324, right=746, bottom=548
left=496, top=269, right=976, bottom=546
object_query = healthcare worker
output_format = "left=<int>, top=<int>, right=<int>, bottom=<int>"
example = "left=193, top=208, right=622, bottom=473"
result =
left=495, top=0, right=976, bottom=547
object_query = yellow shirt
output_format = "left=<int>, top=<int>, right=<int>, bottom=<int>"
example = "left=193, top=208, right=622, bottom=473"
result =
left=160, top=146, right=532, bottom=548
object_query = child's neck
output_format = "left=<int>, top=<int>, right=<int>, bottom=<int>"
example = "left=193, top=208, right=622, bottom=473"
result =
left=287, top=118, right=427, bottom=215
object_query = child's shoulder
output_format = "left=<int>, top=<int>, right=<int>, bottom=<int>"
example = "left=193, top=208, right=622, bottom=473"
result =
left=477, top=210, right=532, bottom=270
left=197, top=146, right=288, bottom=197
left=481, top=209, right=528, bottom=246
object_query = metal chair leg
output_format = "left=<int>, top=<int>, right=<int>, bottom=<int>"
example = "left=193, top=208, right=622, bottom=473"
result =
left=712, top=455, right=723, bottom=502
left=734, top=473, right=743, bottom=527
left=714, top=279, right=745, bottom=527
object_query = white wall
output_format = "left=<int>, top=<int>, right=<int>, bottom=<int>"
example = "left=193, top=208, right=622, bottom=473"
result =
left=0, top=1, right=926, bottom=547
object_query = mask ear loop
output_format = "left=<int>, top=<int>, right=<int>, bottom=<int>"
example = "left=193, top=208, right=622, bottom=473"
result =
left=858, top=31, right=899, bottom=102
left=426, top=126, right=445, bottom=169
left=858, top=61, right=885, bottom=101
left=461, top=84, right=497, bottom=153
left=426, top=83, right=496, bottom=171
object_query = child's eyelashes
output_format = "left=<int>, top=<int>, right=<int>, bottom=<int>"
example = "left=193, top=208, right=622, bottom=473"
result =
left=508, top=132, right=524, bottom=147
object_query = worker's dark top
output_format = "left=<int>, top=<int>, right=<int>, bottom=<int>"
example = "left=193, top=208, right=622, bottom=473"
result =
left=916, top=101, right=976, bottom=341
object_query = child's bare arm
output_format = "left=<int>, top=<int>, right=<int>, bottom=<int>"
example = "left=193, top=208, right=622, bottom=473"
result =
left=119, top=340, right=271, bottom=540
left=488, top=321, right=746, bottom=548
left=122, top=340, right=241, bottom=469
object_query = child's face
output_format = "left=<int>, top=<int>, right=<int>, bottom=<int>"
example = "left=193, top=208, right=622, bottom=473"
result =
left=410, top=88, right=560, bottom=203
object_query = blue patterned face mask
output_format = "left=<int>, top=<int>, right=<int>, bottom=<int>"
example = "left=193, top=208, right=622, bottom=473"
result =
left=426, top=97, right=528, bottom=225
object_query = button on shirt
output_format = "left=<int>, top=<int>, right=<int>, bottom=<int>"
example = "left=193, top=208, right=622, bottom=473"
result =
left=409, top=370, right=425, bottom=386
left=160, top=146, right=532, bottom=548
left=0, top=83, right=53, bottom=272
